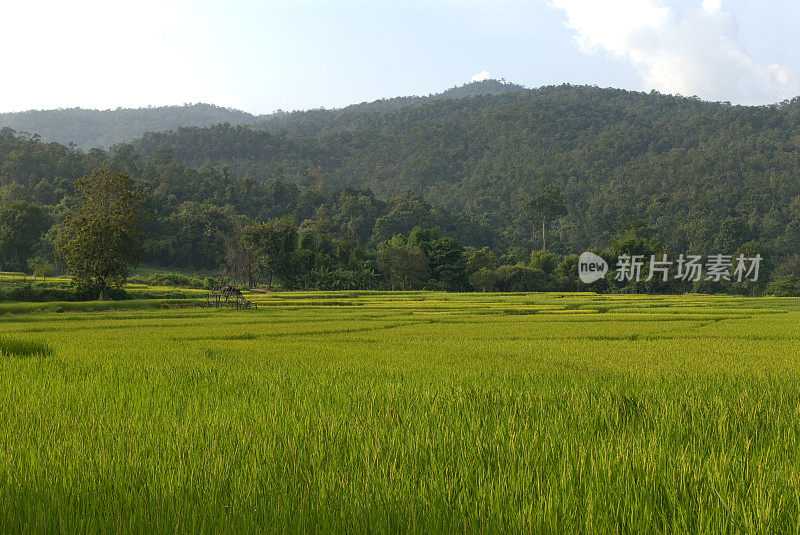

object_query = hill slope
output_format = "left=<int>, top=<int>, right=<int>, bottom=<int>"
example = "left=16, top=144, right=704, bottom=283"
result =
left=129, top=84, right=800, bottom=254
left=4, top=83, right=800, bottom=259
left=252, top=79, right=527, bottom=135
left=0, top=80, right=527, bottom=149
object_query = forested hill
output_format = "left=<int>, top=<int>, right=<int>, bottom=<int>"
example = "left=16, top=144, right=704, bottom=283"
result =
left=0, top=80, right=526, bottom=149
left=5, top=83, right=800, bottom=293
left=5, top=82, right=800, bottom=264
left=0, top=104, right=257, bottom=150
left=130, top=84, right=800, bottom=255
left=252, top=79, right=527, bottom=135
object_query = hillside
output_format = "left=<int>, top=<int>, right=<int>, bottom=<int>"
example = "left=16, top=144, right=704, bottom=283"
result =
left=4, top=83, right=800, bottom=286
left=252, top=79, right=527, bottom=135
left=0, top=80, right=527, bottom=149
left=129, top=84, right=800, bottom=255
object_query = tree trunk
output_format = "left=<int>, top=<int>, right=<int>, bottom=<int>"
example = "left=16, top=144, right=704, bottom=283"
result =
left=542, top=218, right=547, bottom=251
left=99, top=281, right=109, bottom=301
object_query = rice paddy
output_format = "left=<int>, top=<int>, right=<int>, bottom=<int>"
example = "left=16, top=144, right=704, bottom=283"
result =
left=1, top=292, right=799, bottom=533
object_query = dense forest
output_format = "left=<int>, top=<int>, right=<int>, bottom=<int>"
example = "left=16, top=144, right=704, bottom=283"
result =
left=2, top=82, right=800, bottom=295
left=251, top=80, right=526, bottom=135
left=132, top=84, right=800, bottom=257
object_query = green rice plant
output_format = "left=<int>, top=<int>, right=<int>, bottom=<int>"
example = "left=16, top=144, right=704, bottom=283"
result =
left=0, top=293, right=798, bottom=532
left=0, top=336, right=53, bottom=358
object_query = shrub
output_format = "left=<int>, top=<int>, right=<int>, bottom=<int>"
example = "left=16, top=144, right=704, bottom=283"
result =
left=494, top=264, right=548, bottom=292
left=765, top=276, right=800, bottom=297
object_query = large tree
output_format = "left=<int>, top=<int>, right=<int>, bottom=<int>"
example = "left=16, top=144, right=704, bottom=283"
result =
left=239, top=216, right=298, bottom=289
left=523, top=185, right=567, bottom=252
left=376, top=236, right=429, bottom=290
left=62, top=169, right=145, bottom=299
left=408, top=227, right=468, bottom=291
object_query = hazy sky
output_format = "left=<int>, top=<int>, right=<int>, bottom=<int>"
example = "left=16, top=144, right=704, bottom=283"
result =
left=2, top=0, right=799, bottom=113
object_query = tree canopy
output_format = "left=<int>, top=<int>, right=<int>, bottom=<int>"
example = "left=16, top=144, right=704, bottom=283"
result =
left=62, top=169, right=146, bottom=299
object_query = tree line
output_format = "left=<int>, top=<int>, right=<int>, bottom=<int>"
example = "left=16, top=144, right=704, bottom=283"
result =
left=4, top=163, right=797, bottom=298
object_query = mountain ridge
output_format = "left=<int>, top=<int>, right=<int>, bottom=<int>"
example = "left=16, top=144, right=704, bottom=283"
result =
left=0, top=80, right=527, bottom=149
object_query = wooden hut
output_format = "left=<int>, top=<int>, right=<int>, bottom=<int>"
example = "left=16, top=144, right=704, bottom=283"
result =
left=204, top=284, right=257, bottom=309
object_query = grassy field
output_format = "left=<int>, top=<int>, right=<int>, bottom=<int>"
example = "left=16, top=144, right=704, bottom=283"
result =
left=1, top=292, right=799, bottom=533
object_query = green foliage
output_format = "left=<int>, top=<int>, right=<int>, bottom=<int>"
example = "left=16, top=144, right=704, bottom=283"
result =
left=62, top=169, right=145, bottom=299
left=466, top=247, right=498, bottom=274
left=238, top=216, right=298, bottom=288
left=124, top=85, right=800, bottom=258
left=372, top=191, right=444, bottom=244
left=468, top=268, right=496, bottom=292
left=712, top=217, right=754, bottom=254
left=408, top=227, right=468, bottom=291
left=729, top=241, right=770, bottom=296
left=493, top=263, right=547, bottom=292
left=523, top=185, right=567, bottom=251
left=765, top=255, right=800, bottom=296
left=555, top=254, right=582, bottom=292
left=0, top=82, right=524, bottom=150
left=27, top=257, right=54, bottom=281
left=765, top=277, right=800, bottom=297
left=0, top=200, right=49, bottom=271
left=376, top=236, right=429, bottom=290
left=154, top=202, right=238, bottom=271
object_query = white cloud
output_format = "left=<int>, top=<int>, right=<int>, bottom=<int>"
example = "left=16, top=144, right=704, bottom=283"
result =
left=472, top=70, right=492, bottom=82
left=701, top=0, right=722, bottom=14
left=549, top=0, right=800, bottom=104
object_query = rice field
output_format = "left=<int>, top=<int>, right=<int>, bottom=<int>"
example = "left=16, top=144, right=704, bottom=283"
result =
left=1, top=292, right=799, bottom=533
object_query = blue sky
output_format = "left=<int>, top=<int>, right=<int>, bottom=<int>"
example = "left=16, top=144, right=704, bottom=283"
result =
left=2, top=0, right=799, bottom=113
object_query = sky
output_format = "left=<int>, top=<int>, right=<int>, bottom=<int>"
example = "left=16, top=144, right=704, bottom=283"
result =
left=2, top=0, right=799, bottom=114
